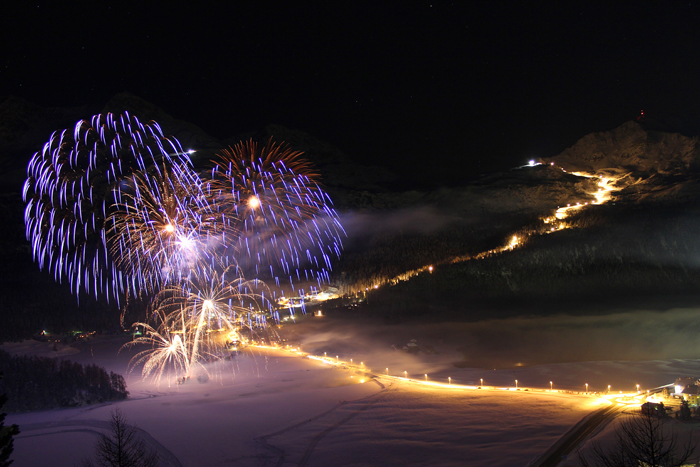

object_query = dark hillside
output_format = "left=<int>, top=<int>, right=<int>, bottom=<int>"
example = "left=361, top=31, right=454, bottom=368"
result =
left=357, top=198, right=700, bottom=322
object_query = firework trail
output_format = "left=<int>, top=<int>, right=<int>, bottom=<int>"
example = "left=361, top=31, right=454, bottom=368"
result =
left=122, top=266, right=278, bottom=384
left=22, top=113, right=197, bottom=301
left=205, top=139, right=345, bottom=290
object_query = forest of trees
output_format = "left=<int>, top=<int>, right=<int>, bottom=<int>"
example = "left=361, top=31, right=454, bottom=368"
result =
left=335, top=210, right=539, bottom=295
left=0, top=350, right=128, bottom=412
left=347, top=199, right=700, bottom=321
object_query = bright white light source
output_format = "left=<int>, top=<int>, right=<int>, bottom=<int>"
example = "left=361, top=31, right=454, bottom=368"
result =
left=529, top=160, right=535, bottom=166
left=248, top=196, right=260, bottom=209
left=179, top=236, right=194, bottom=250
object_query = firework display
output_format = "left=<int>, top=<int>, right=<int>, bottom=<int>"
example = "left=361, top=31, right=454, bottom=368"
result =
left=206, top=139, right=345, bottom=287
left=22, top=113, right=196, bottom=300
left=123, top=268, right=277, bottom=383
left=106, top=161, right=226, bottom=294
left=23, top=114, right=344, bottom=384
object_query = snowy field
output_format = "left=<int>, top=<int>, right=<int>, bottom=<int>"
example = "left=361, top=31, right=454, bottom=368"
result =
left=5, top=307, right=700, bottom=466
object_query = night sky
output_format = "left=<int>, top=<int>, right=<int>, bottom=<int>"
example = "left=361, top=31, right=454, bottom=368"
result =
left=4, top=2, right=700, bottom=185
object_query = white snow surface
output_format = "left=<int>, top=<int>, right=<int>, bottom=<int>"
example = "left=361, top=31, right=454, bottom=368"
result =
left=5, top=309, right=700, bottom=466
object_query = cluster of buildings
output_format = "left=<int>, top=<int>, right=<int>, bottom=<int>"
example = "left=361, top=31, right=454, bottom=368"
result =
left=675, top=377, right=700, bottom=405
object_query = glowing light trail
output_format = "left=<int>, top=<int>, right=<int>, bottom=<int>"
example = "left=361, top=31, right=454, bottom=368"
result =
left=347, top=165, right=625, bottom=295
left=252, top=344, right=659, bottom=410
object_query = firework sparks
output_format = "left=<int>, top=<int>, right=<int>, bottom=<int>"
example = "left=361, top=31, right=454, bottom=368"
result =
left=122, top=319, right=191, bottom=384
left=106, top=161, right=230, bottom=293
left=205, top=139, right=345, bottom=288
left=122, top=267, right=279, bottom=384
left=23, top=116, right=347, bottom=385
left=22, top=113, right=196, bottom=301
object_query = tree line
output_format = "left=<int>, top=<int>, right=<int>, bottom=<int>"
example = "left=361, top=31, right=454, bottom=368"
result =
left=0, top=350, right=128, bottom=412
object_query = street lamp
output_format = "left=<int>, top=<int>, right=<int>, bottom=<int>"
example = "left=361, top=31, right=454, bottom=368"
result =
left=608, top=385, right=611, bottom=393
left=448, top=377, right=451, bottom=385
left=515, top=379, right=518, bottom=389
left=637, top=384, right=640, bottom=393
left=550, top=381, right=553, bottom=391
left=386, top=368, right=389, bottom=376
left=585, top=383, right=588, bottom=393
left=480, top=378, right=483, bottom=387
left=425, top=374, right=428, bottom=382
left=404, top=371, right=407, bottom=379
